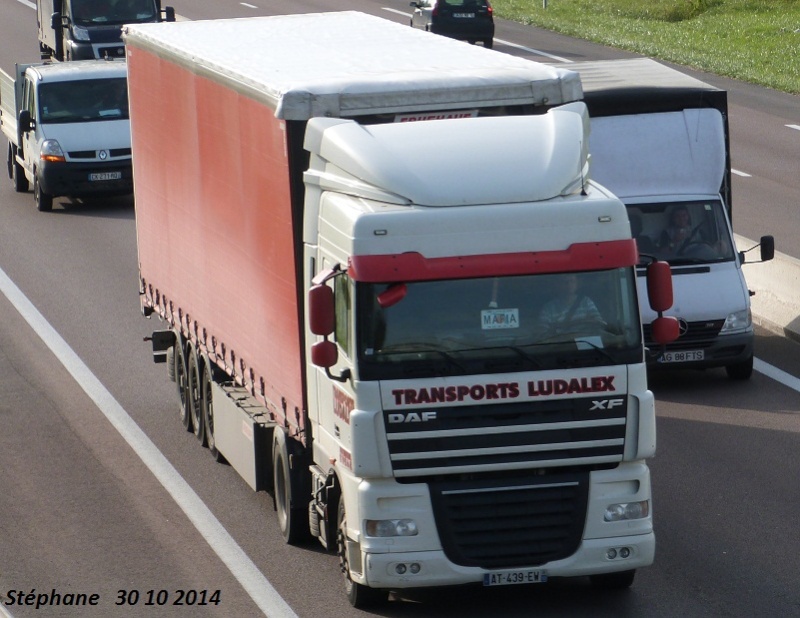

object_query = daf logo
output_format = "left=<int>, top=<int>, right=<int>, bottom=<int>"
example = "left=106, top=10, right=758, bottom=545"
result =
left=388, top=411, right=437, bottom=424
left=98, top=150, right=108, bottom=160
left=677, top=318, right=690, bottom=337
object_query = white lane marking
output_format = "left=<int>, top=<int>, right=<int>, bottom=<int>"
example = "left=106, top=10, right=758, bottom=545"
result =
left=241, top=2, right=258, bottom=7
left=382, top=7, right=571, bottom=61
left=0, top=267, right=297, bottom=618
left=731, top=168, right=751, bottom=177
left=754, top=358, right=800, bottom=393
left=15, top=0, right=36, bottom=9
left=786, top=124, right=800, bottom=131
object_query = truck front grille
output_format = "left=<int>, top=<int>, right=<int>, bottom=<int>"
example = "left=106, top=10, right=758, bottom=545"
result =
left=384, top=397, right=627, bottom=479
left=429, top=472, right=589, bottom=568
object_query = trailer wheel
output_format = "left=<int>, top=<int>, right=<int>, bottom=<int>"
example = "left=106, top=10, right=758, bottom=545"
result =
left=272, top=429, right=310, bottom=544
left=337, top=498, right=387, bottom=608
left=201, top=362, right=225, bottom=462
left=589, top=569, right=636, bottom=590
left=172, top=337, right=193, bottom=432
left=33, top=174, right=52, bottom=212
left=187, top=345, right=205, bottom=445
left=726, top=354, right=753, bottom=380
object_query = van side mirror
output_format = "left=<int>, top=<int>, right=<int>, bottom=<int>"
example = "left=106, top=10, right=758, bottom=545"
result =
left=646, top=260, right=673, bottom=313
left=18, top=110, right=33, bottom=133
left=308, top=284, right=334, bottom=336
left=759, top=235, right=775, bottom=262
left=163, top=6, right=176, bottom=22
left=50, top=12, right=62, bottom=30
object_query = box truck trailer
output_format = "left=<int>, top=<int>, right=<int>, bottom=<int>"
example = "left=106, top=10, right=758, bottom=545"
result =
left=571, top=58, right=774, bottom=380
left=124, top=12, right=676, bottom=607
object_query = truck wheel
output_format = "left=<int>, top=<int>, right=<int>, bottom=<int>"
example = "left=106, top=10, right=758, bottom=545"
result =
left=201, top=362, right=225, bottom=462
left=34, top=175, right=53, bottom=212
left=172, top=337, right=193, bottom=432
left=272, top=429, right=310, bottom=544
left=726, top=355, right=753, bottom=380
left=337, top=498, right=387, bottom=608
left=589, top=569, right=636, bottom=590
left=187, top=346, right=205, bottom=445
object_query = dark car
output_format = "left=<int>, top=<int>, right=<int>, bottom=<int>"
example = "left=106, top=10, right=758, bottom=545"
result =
left=410, top=0, right=495, bottom=48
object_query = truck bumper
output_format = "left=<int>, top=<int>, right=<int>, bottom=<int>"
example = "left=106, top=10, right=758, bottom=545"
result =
left=38, top=159, right=133, bottom=198
left=647, top=328, right=753, bottom=370
left=362, top=532, right=654, bottom=589
left=345, top=463, right=654, bottom=590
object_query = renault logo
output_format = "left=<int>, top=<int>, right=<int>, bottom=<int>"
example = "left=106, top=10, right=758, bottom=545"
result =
left=677, top=318, right=690, bottom=337
left=98, top=150, right=108, bottom=160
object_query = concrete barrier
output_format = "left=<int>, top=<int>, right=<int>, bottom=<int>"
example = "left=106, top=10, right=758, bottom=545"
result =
left=735, top=234, right=800, bottom=343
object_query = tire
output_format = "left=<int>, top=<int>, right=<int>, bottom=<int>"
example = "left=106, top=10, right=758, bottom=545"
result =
left=589, top=569, right=636, bottom=590
left=484, top=38, right=493, bottom=49
left=272, top=429, right=310, bottom=545
left=337, top=498, right=388, bottom=608
left=172, top=339, right=192, bottom=432
left=201, top=362, right=225, bottom=462
left=34, top=174, right=52, bottom=212
left=726, top=354, right=753, bottom=380
left=8, top=144, right=28, bottom=192
left=186, top=345, right=205, bottom=445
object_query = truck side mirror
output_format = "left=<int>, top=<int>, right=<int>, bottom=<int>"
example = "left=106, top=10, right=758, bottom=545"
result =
left=18, top=110, right=34, bottom=133
left=759, top=235, right=775, bottom=262
left=308, top=284, right=335, bottom=336
left=163, top=6, right=176, bottom=22
left=311, top=340, right=338, bottom=369
left=646, top=260, right=673, bottom=313
left=651, top=316, right=680, bottom=345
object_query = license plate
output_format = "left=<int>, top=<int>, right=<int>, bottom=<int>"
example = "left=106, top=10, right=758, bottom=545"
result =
left=483, top=569, right=547, bottom=586
left=89, top=171, right=122, bottom=182
left=453, top=12, right=475, bottom=17
left=659, top=350, right=705, bottom=363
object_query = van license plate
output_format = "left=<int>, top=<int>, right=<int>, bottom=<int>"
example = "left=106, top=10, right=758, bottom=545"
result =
left=660, top=350, right=704, bottom=363
left=89, top=172, right=122, bottom=181
left=483, top=570, right=547, bottom=586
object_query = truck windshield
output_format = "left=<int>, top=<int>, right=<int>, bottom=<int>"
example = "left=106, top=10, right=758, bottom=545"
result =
left=71, top=0, right=157, bottom=25
left=357, top=268, right=642, bottom=380
left=627, top=200, right=735, bottom=266
left=39, top=78, right=128, bottom=123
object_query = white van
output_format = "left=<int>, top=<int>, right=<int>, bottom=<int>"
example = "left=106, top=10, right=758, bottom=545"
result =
left=572, top=59, right=774, bottom=380
left=3, top=59, right=132, bottom=211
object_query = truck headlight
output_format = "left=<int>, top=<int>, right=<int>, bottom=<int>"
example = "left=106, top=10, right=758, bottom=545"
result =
left=72, top=26, right=91, bottom=41
left=365, top=519, right=418, bottom=537
left=604, top=500, right=649, bottom=522
left=720, top=308, right=751, bottom=333
left=40, top=140, right=66, bottom=163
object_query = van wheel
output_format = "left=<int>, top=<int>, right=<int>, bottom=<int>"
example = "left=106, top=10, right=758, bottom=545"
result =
left=589, top=569, right=636, bottom=589
left=726, top=355, right=753, bottom=380
left=34, top=175, right=52, bottom=212
left=9, top=145, right=28, bottom=192
left=337, top=498, right=388, bottom=608
left=484, top=38, right=493, bottom=49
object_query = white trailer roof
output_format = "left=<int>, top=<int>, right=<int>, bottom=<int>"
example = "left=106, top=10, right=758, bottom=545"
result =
left=123, top=11, right=582, bottom=120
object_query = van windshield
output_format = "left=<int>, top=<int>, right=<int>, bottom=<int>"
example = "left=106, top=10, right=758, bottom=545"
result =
left=71, top=0, right=157, bottom=25
left=627, top=200, right=735, bottom=266
left=39, top=78, right=128, bottom=123
left=357, top=268, right=642, bottom=380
